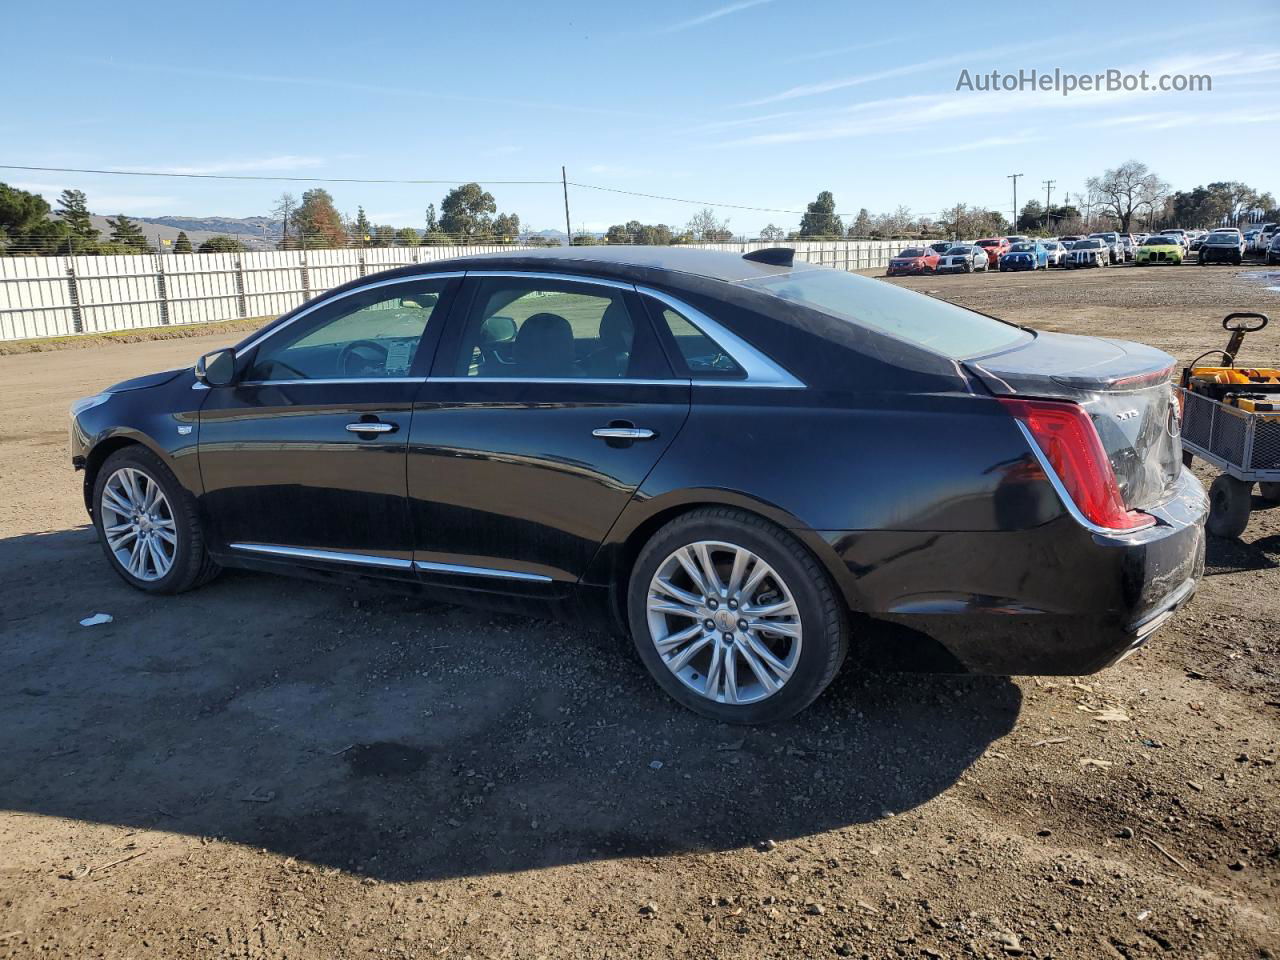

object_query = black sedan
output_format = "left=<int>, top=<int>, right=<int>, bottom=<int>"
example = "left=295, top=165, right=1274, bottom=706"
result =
left=70, top=247, right=1207, bottom=724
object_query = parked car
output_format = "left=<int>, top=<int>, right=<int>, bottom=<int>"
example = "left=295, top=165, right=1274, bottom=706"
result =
left=886, top=246, right=941, bottom=276
left=67, top=247, right=1207, bottom=723
left=926, top=241, right=954, bottom=256
left=935, top=244, right=990, bottom=273
left=1066, top=238, right=1111, bottom=268
left=1243, top=229, right=1263, bottom=255
left=975, top=237, right=1010, bottom=267
left=1042, top=240, right=1068, bottom=267
left=1134, top=235, right=1184, bottom=266
left=1199, top=230, right=1245, bottom=265
left=1057, top=235, right=1085, bottom=247
left=1268, top=232, right=1280, bottom=265
left=1163, top=229, right=1189, bottom=251
left=1088, top=232, right=1124, bottom=264
left=1004, top=235, right=1031, bottom=246
left=1189, top=234, right=1208, bottom=253
left=999, top=241, right=1049, bottom=271
left=1117, top=235, right=1137, bottom=261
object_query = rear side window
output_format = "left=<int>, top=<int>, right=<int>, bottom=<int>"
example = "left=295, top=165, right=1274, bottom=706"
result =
left=656, top=306, right=744, bottom=378
left=742, top=268, right=1027, bottom=360
left=450, top=278, right=638, bottom=379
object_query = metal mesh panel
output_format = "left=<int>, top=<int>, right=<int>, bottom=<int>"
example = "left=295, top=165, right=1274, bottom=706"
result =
left=1251, top=418, right=1280, bottom=470
left=1212, top=408, right=1248, bottom=464
left=1181, top=391, right=1214, bottom=447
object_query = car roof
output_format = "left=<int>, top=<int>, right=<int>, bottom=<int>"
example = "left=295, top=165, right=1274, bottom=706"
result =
left=409, top=245, right=811, bottom=284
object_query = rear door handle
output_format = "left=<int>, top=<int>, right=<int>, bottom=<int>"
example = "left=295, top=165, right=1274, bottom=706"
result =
left=592, top=427, right=655, bottom=440
left=346, top=421, right=397, bottom=434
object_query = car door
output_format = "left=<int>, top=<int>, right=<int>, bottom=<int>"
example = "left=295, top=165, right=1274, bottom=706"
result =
left=406, top=271, right=691, bottom=594
left=198, top=273, right=460, bottom=575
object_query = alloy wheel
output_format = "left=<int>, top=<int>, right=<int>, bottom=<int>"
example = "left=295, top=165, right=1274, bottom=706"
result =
left=646, top=540, right=802, bottom=705
left=100, top=466, right=177, bottom=581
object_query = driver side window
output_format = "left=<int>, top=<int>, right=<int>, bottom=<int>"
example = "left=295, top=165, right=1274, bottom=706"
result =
left=246, top=279, right=448, bottom=382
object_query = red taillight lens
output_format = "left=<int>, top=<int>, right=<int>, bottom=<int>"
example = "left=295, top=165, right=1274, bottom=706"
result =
left=999, top=397, right=1155, bottom=531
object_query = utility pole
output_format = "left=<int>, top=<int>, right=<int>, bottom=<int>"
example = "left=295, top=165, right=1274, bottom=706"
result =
left=1042, top=179, right=1055, bottom=231
left=1007, top=173, right=1023, bottom=232
left=561, top=166, right=572, bottom=246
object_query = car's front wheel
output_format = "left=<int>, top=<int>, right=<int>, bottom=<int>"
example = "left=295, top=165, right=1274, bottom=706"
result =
left=627, top=508, right=848, bottom=724
left=93, top=446, right=220, bottom=594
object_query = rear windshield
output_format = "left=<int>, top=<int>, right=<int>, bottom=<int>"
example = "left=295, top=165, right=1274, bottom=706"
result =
left=743, top=268, right=1027, bottom=360
left=1008, top=243, right=1035, bottom=252
left=944, top=245, right=970, bottom=254
left=1074, top=239, right=1103, bottom=249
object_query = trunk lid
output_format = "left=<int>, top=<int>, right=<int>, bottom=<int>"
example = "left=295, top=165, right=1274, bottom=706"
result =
left=966, top=331, right=1181, bottom=510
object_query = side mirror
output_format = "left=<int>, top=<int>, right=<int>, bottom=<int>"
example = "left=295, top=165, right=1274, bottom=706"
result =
left=195, top=348, right=237, bottom=387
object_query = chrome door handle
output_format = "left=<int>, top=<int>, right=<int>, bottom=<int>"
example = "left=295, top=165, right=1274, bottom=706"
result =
left=592, top=427, right=655, bottom=440
left=346, top=421, right=396, bottom=433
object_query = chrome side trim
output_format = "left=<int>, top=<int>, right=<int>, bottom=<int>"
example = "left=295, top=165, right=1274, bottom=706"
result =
left=414, top=560, right=553, bottom=582
left=463, top=270, right=634, bottom=291
left=234, top=272, right=466, bottom=357
left=635, top=286, right=806, bottom=389
left=428, top=377, right=683, bottom=386
left=238, top=377, right=426, bottom=386
left=1012, top=420, right=1155, bottom=540
left=229, top=542, right=412, bottom=569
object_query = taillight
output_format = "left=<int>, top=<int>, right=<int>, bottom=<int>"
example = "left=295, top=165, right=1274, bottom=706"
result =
left=999, top=397, right=1155, bottom=531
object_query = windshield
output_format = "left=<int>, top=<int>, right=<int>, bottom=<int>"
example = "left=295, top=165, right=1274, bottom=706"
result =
left=1143, top=236, right=1175, bottom=246
left=744, top=268, right=1027, bottom=360
left=896, top=248, right=926, bottom=257
left=1073, top=239, right=1103, bottom=249
left=1008, top=243, right=1035, bottom=252
left=944, top=245, right=970, bottom=254
left=1208, top=233, right=1239, bottom=243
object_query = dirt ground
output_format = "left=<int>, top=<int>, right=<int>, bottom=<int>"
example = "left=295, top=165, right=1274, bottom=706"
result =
left=1, top=262, right=1277, bottom=959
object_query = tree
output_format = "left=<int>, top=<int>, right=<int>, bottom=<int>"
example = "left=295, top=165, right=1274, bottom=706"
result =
left=493, top=212, right=521, bottom=241
left=197, top=235, right=246, bottom=253
left=939, top=203, right=1009, bottom=240
left=353, top=207, right=373, bottom=246
left=425, top=203, right=439, bottom=234
left=846, top=208, right=872, bottom=237
left=271, top=192, right=298, bottom=247
left=0, top=182, right=69, bottom=255
left=605, top=220, right=673, bottom=245
left=1086, top=160, right=1169, bottom=233
left=107, top=213, right=151, bottom=253
left=291, top=188, right=346, bottom=248
left=57, top=189, right=99, bottom=251
left=392, top=227, right=419, bottom=246
left=687, top=207, right=732, bottom=242
left=798, top=190, right=842, bottom=238
left=570, top=232, right=600, bottom=246
left=372, top=224, right=396, bottom=247
left=439, top=182, right=497, bottom=239
left=758, top=224, right=786, bottom=241
left=173, top=231, right=193, bottom=254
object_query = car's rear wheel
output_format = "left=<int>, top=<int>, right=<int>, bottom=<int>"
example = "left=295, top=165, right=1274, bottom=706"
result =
left=627, top=508, right=848, bottom=724
left=93, top=447, right=220, bottom=594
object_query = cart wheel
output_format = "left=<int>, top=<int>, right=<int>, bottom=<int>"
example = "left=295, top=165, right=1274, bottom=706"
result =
left=1259, top=482, right=1280, bottom=503
left=1206, top=475, right=1253, bottom=538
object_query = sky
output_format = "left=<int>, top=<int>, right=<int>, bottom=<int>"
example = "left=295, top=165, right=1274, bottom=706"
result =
left=3, top=0, right=1277, bottom=236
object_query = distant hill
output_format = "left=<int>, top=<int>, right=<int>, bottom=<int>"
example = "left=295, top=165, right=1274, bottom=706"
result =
left=83, top=214, right=279, bottom=252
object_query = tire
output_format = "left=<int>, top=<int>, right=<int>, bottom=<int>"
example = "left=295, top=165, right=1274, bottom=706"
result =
left=92, top=446, right=221, bottom=594
left=627, top=508, right=848, bottom=724
left=1206, top=475, right=1253, bottom=539
left=963, top=262, right=972, bottom=274
left=1259, top=482, right=1280, bottom=503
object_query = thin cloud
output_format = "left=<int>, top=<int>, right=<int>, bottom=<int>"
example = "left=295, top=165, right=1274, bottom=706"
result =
left=78, top=59, right=657, bottom=119
left=660, top=0, right=773, bottom=34
left=917, top=133, right=1045, bottom=155
left=742, top=41, right=1052, bottom=106
left=139, top=156, right=324, bottom=176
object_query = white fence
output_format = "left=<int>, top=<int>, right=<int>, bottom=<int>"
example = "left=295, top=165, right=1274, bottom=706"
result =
left=0, top=240, right=904, bottom=341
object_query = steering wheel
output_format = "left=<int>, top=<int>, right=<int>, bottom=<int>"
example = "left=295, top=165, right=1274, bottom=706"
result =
left=337, top=339, right=388, bottom=377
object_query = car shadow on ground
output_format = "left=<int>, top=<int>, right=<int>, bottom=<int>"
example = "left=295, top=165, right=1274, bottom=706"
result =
left=1, top=526, right=1021, bottom=883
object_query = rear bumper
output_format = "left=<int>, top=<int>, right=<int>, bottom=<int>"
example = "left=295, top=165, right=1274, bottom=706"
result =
left=820, top=468, right=1208, bottom=675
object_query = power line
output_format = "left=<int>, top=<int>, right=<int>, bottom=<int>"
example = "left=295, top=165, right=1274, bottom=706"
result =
left=0, top=164, right=559, bottom=185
